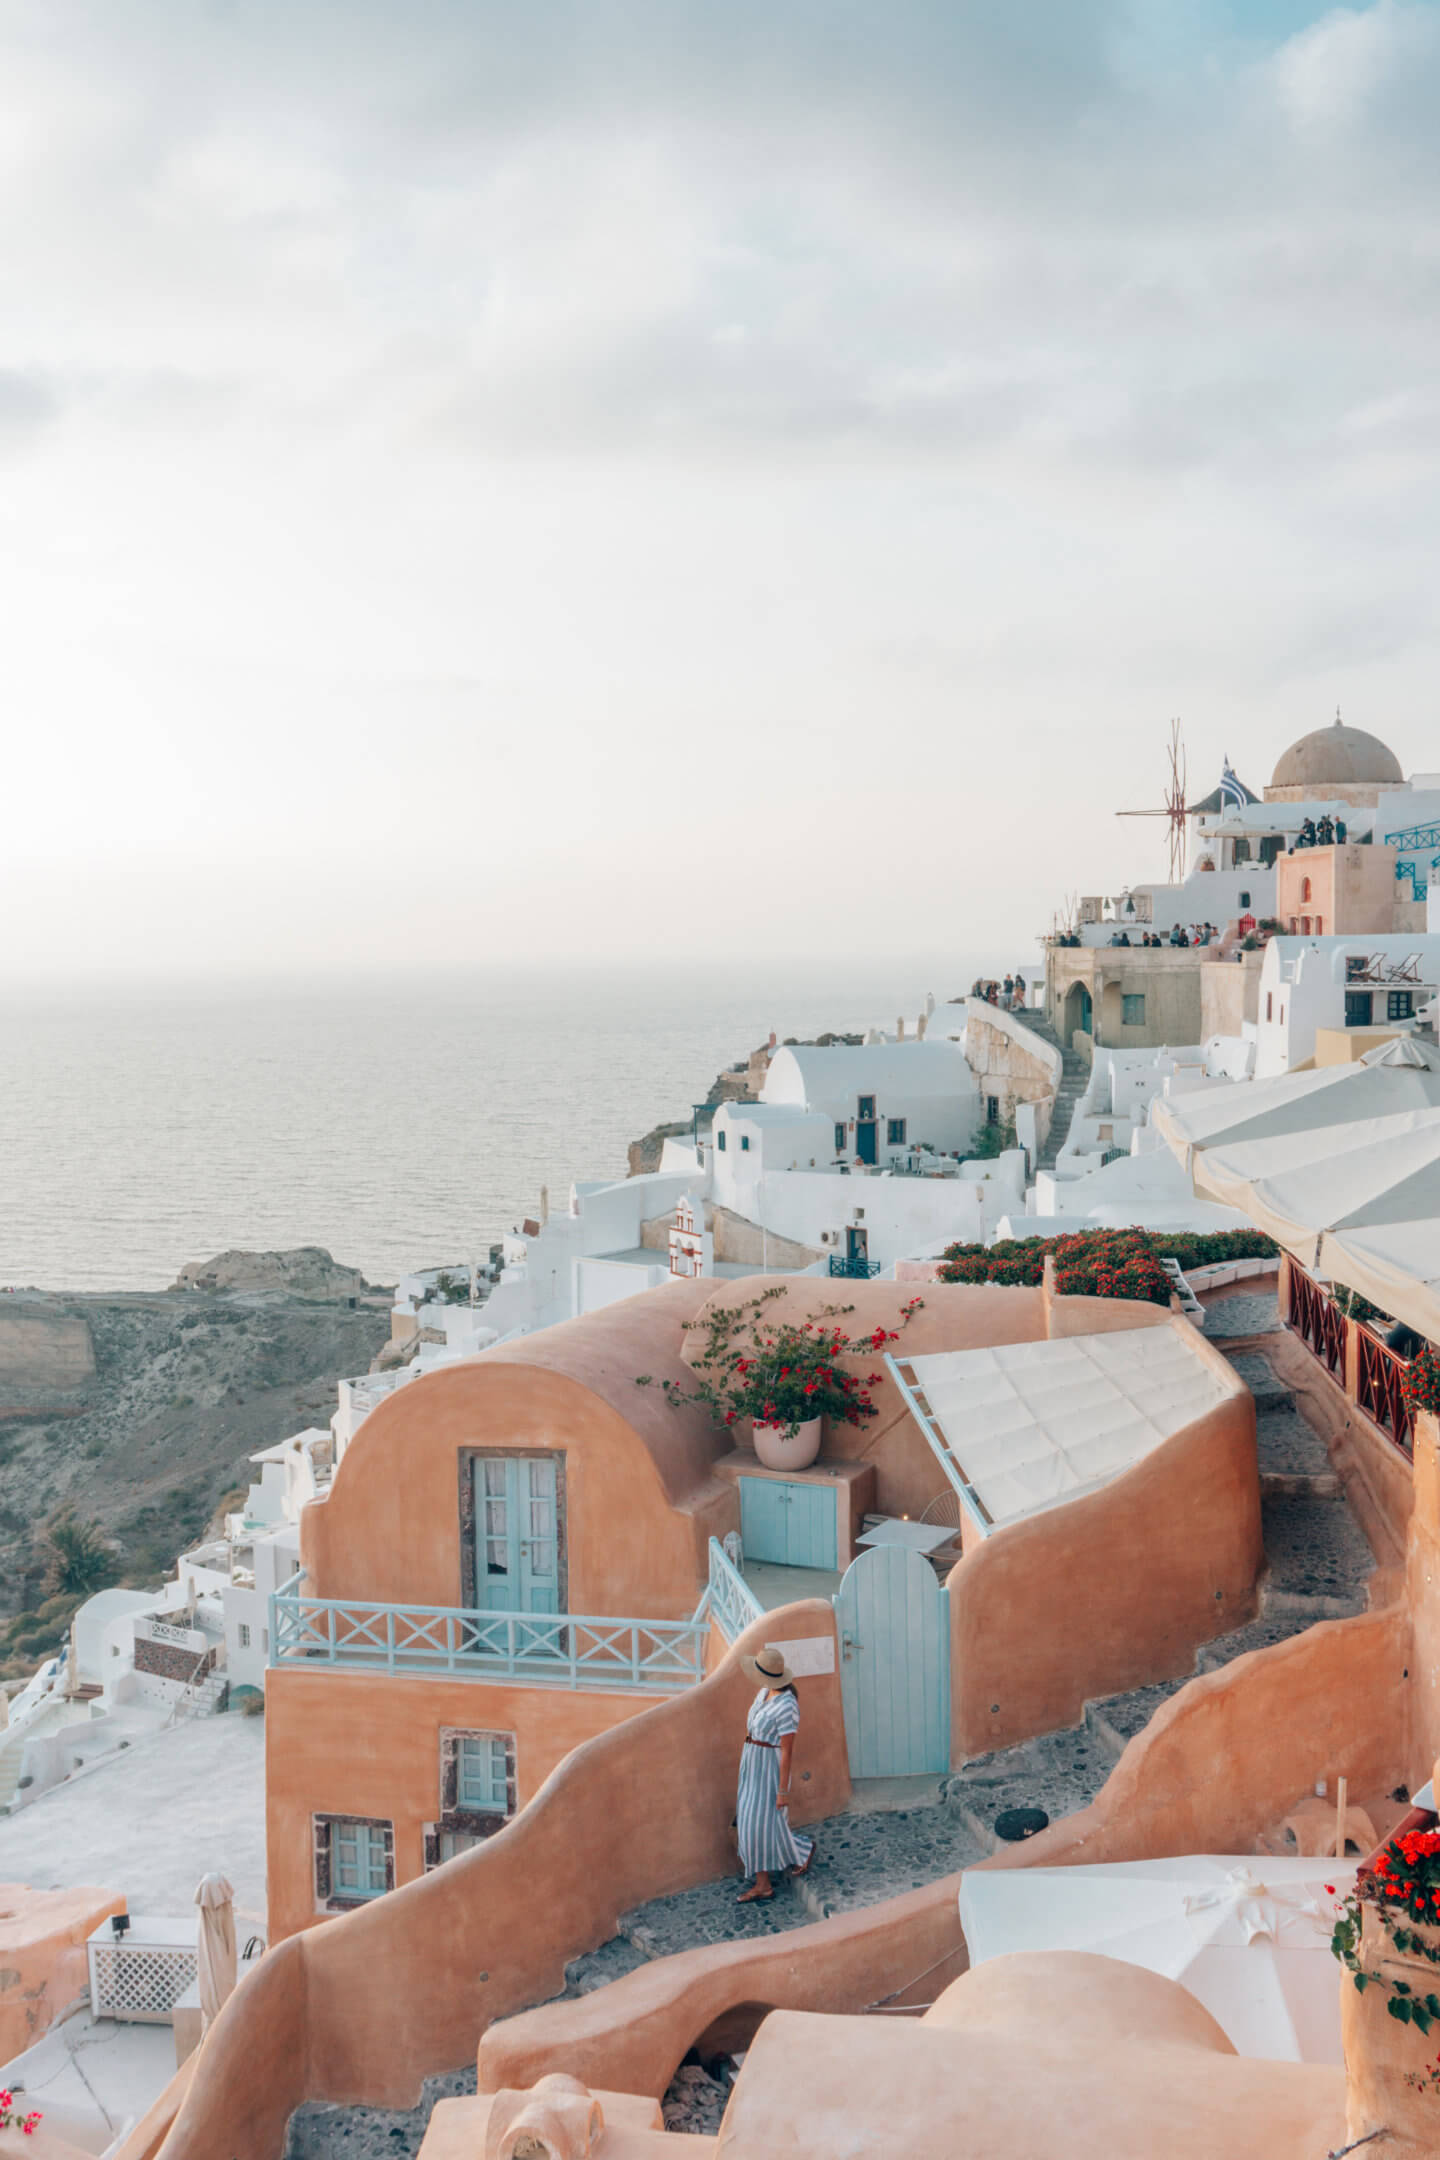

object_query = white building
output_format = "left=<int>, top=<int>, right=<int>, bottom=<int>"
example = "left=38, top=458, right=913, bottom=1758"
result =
left=1254, top=936, right=1440, bottom=1077
left=760, top=1039, right=980, bottom=1165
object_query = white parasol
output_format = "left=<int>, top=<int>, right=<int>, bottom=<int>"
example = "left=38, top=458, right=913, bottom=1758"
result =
left=195, top=1872, right=237, bottom=2029
left=960, top=1854, right=1356, bottom=2062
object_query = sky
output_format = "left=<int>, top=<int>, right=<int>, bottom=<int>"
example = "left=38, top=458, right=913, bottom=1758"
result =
left=4, top=0, right=1440, bottom=979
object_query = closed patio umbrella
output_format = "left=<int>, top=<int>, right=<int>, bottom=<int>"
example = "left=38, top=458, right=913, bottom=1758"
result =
left=195, top=1872, right=237, bottom=2030
left=960, top=1855, right=1356, bottom=2063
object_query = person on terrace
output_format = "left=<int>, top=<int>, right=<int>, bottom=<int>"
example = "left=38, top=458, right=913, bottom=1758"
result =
left=735, top=1645, right=814, bottom=1902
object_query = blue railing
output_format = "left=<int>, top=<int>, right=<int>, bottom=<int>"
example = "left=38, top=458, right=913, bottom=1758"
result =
left=706, top=1537, right=764, bottom=1645
left=268, top=1589, right=707, bottom=1692
left=828, top=1254, right=881, bottom=1279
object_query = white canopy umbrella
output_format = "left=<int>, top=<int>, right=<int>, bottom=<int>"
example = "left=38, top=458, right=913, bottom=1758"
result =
left=1194, top=1106, right=1440, bottom=1255
left=1154, top=1049, right=1440, bottom=1172
left=960, top=1855, right=1356, bottom=2063
left=195, top=1872, right=237, bottom=2030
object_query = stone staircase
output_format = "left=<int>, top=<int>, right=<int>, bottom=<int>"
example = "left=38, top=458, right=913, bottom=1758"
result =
left=1022, top=1012, right=1089, bottom=1174
left=285, top=1347, right=1378, bottom=2158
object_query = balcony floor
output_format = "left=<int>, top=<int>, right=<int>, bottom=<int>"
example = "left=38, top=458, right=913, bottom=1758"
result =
left=739, top=1561, right=843, bottom=1612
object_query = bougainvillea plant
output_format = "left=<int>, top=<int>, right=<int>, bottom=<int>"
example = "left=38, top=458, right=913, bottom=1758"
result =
left=1402, top=1346, right=1440, bottom=1419
left=936, top=1225, right=1277, bottom=1301
left=1331, top=1828, right=1440, bottom=2030
left=636, top=1285, right=924, bottom=1440
left=0, top=2090, right=41, bottom=2136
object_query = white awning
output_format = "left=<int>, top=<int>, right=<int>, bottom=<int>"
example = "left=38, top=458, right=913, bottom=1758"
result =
left=1195, top=1107, right=1440, bottom=1266
left=893, top=1326, right=1229, bottom=1532
left=1154, top=1059, right=1440, bottom=1170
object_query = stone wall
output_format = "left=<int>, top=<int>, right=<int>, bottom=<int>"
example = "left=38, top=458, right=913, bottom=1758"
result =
left=709, top=1209, right=824, bottom=1271
left=964, top=1012, right=1057, bottom=1108
left=1200, top=952, right=1262, bottom=1036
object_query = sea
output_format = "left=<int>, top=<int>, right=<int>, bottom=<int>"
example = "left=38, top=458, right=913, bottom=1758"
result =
left=0, top=960, right=988, bottom=1292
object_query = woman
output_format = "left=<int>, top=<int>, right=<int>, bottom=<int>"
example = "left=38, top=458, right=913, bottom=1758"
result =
left=735, top=1646, right=814, bottom=1902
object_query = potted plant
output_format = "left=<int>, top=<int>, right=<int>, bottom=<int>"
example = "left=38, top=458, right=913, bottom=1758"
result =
left=637, top=1286, right=923, bottom=1470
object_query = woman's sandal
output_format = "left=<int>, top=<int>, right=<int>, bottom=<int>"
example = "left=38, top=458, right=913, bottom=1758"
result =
left=737, top=1883, right=774, bottom=1903
left=793, top=1848, right=816, bottom=1878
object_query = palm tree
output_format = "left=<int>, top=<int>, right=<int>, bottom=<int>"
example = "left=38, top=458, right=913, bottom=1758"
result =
left=42, top=1514, right=118, bottom=1598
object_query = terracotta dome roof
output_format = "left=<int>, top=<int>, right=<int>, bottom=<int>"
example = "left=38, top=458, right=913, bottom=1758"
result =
left=1270, top=715, right=1402, bottom=790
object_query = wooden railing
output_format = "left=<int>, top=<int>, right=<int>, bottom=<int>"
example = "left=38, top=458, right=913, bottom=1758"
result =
left=1286, top=1261, right=1346, bottom=1377
left=1355, top=1323, right=1415, bottom=1461
left=1286, top=1260, right=1415, bottom=1462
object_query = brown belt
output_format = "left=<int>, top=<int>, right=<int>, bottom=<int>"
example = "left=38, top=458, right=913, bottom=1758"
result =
left=745, top=1736, right=777, bottom=1748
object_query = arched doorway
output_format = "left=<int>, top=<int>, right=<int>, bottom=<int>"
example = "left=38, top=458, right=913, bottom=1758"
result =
left=1064, top=982, right=1092, bottom=1044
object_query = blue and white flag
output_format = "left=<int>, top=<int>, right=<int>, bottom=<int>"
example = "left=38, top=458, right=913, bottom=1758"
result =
left=1218, top=759, right=1245, bottom=812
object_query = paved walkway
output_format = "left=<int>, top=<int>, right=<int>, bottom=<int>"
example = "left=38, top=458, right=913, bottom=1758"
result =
left=0, top=1715, right=266, bottom=1920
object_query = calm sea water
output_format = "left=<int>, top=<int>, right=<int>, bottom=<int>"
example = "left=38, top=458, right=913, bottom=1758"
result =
left=0, top=961, right=981, bottom=1291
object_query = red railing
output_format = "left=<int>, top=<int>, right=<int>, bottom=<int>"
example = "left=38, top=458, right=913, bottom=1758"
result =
left=1355, top=1324, right=1415, bottom=1461
left=1286, top=1262, right=1346, bottom=1377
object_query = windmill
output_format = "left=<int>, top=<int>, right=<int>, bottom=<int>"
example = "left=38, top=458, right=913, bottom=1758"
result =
left=1117, top=717, right=1188, bottom=884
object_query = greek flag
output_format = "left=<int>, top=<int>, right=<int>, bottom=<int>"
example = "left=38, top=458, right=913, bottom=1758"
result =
left=1218, top=759, right=1245, bottom=812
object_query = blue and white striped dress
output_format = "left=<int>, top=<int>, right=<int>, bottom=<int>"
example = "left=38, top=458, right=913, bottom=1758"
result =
left=736, top=1688, right=813, bottom=1877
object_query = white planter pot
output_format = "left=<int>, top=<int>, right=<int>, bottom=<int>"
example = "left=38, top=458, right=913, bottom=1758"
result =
left=752, top=1416, right=823, bottom=1472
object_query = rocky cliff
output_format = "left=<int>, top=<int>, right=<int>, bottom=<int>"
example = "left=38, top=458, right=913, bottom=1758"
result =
left=0, top=1255, right=390, bottom=1649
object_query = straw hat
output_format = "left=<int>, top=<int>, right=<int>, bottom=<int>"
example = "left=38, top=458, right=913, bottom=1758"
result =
left=741, top=1645, right=797, bottom=1689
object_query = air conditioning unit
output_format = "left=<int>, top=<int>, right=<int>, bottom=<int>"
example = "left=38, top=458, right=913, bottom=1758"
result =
left=819, top=1230, right=838, bottom=1246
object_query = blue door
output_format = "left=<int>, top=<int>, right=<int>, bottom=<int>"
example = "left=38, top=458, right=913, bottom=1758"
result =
left=473, top=1456, right=561, bottom=1614
left=739, top=1478, right=837, bottom=1570
left=834, top=1545, right=950, bottom=1777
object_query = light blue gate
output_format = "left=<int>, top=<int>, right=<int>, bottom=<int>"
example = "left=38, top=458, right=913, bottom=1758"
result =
left=833, top=1544, right=950, bottom=1778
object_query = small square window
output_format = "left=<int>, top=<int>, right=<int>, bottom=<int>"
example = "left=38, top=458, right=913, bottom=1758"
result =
left=438, top=1727, right=517, bottom=1843
left=314, top=1815, right=394, bottom=1911
left=237, top=1623, right=251, bottom=1650
left=457, top=1732, right=512, bottom=1813
left=886, top=1119, right=906, bottom=1146
left=740, top=1134, right=750, bottom=1151
left=1122, top=994, right=1146, bottom=1026
left=1389, top=991, right=1415, bottom=1021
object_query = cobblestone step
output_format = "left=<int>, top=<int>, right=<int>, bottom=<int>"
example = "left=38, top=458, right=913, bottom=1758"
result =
left=1203, top=1293, right=1284, bottom=1338
left=1225, top=1352, right=1296, bottom=1415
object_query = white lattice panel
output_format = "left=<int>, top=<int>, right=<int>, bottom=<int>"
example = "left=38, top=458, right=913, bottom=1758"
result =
left=89, top=1940, right=198, bottom=2023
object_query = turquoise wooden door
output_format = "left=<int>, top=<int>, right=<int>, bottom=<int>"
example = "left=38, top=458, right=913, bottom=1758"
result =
left=473, top=1456, right=561, bottom=1614
left=739, top=1478, right=837, bottom=1570
left=834, top=1545, right=950, bottom=1776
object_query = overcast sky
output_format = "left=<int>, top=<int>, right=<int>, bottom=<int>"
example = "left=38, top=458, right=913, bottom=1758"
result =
left=5, top=0, right=1440, bottom=980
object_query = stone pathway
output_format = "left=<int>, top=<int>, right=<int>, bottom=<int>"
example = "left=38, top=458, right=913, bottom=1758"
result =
left=286, top=1329, right=1379, bottom=2154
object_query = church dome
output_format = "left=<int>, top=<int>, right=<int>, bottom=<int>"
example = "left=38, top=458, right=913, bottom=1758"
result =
left=1270, top=715, right=1402, bottom=792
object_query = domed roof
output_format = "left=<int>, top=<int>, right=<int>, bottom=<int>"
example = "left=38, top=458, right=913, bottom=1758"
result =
left=1271, top=713, right=1402, bottom=790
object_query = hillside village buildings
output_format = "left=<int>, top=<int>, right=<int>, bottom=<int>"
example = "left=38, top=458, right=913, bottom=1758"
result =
left=20, top=710, right=1440, bottom=2155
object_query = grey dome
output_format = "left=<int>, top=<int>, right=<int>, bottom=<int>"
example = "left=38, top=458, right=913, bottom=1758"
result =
left=1271, top=716, right=1402, bottom=791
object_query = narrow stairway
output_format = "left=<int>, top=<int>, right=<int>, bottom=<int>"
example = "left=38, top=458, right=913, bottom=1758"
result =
left=1023, top=1011, right=1089, bottom=1174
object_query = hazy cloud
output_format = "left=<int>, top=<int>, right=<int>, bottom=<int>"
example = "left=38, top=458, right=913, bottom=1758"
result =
left=2, top=1, right=1440, bottom=975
